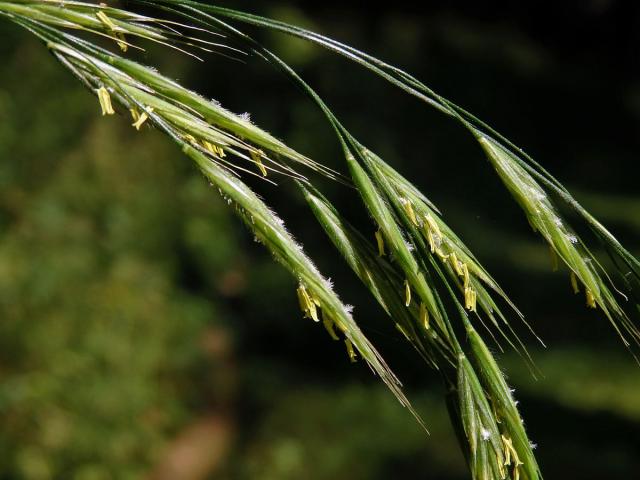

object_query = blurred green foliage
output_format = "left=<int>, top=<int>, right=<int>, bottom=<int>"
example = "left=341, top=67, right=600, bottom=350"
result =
left=240, top=386, right=463, bottom=480
left=0, top=30, right=239, bottom=479
left=0, top=1, right=639, bottom=479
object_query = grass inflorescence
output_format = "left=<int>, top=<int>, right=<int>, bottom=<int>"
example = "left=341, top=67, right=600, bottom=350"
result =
left=3, top=2, right=640, bottom=479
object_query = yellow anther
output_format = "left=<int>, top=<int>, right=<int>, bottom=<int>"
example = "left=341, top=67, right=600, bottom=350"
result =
left=117, top=37, right=128, bottom=53
left=130, top=108, right=139, bottom=122
left=550, top=246, right=559, bottom=272
left=250, top=149, right=268, bottom=177
left=344, top=338, right=358, bottom=363
left=435, top=248, right=450, bottom=261
left=322, top=311, right=340, bottom=341
left=497, top=456, right=507, bottom=480
left=203, top=141, right=227, bottom=158
left=464, top=286, right=477, bottom=312
left=296, top=285, right=307, bottom=312
left=96, top=10, right=117, bottom=30
left=374, top=229, right=385, bottom=257
left=462, top=263, right=470, bottom=290
left=96, top=87, right=114, bottom=116
left=501, top=434, right=523, bottom=478
left=420, top=302, right=430, bottom=330
left=183, top=134, right=196, bottom=144
left=404, top=279, right=411, bottom=307
left=95, top=11, right=128, bottom=52
left=570, top=272, right=580, bottom=294
left=202, top=140, right=216, bottom=154
left=401, top=198, right=418, bottom=226
left=306, top=301, right=318, bottom=323
left=131, top=107, right=153, bottom=130
left=423, top=214, right=442, bottom=253
left=450, top=252, right=464, bottom=276
left=296, top=285, right=319, bottom=322
left=423, top=223, right=435, bottom=253
left=425, top=214, right=442, bottom=238
left=501, top=435, right=513, bottom=466
left=586, top=289, right=597, bottom=309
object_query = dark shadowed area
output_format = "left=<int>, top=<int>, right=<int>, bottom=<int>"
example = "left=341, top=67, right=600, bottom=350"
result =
left=0, top=0, right=638, bottom=479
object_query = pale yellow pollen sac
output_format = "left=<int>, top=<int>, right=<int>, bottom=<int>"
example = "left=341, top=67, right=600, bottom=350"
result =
left=464, top=286, right=477, bottom=312
left=501, top=434, right=524, bottom=480
left=549, top=246, right=559, bottom=272
left=374, top=229, right=385, bottom=257
left=423, top=222, right=436, bottom=253
left=344, top=338, right=358, bottom=363
left=250, top=149, right=268, bottom=177
left=570, top=272, right=580, bottom=294
left=401, top=198, right=418, bottom=226
left=322, top=311, right=340, bottom=341
left=451, top=256, right=472, bottom=310
left=202, top=140, right=216, bottom=155
left=296, top=284, right=319, bottom=322
left=404, top=279, right=412, bottom=307
left=425, top=214, right=442, bottom=239
left=131, top=107, right=153, bottom=130
left=420, top=302, right=430, bottom=330
left=203, top=141, right=227, bottom=158
left=95, top=11, right=128, bottom=52
left=296, top=284, right=307, bottom=312
left=501, top=435, right=513, bottom=466
left=96, top=10, right=117, bottom=30
left=450, top=252, right=464, bottom=277
left=183, top=134, right=198, bottom=145
left=501, top=435, right=524, bottom=480
left=305, top=291, right=319, bottom=322
left=96, top=87, right=115, bottom=116
left=586, top=289, right=597, bottom=309
left=115, top=34, right=128, bottom=52
left=423, top=213, right=446, bottom=257
left=435, top=249, right=450, bottom=261
left=462, top=263, right=470, bottom=290
left=497, top=456, right=507, bottom=480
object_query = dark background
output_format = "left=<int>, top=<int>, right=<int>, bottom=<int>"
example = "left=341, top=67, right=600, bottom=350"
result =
left=0, top=0, right=639, bottom=478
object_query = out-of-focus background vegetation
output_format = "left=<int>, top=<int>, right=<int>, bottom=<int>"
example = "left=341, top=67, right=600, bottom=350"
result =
left=0, top=0, right=639, bottom=478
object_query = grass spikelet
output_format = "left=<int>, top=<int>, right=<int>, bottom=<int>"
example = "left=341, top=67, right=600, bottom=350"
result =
left=466, top=327, right=541, bottom=480
left=182, top=144, right=416, bottom=414
left=344, top=153, right=450, bottom=341
left=477, top=132, right=639, bottom=349
left=301, top=184, right=452, bottom=368
left=358, top=148, right=541, bottom=361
